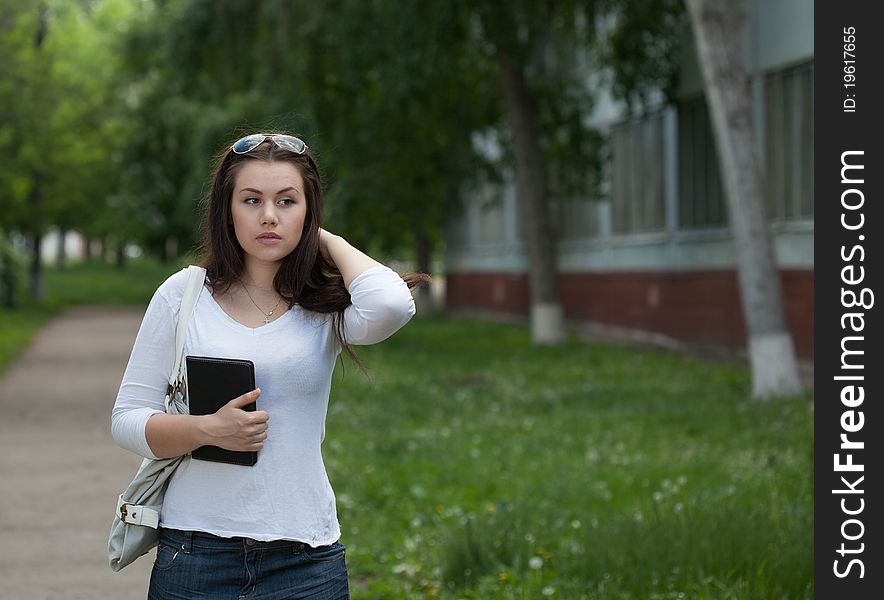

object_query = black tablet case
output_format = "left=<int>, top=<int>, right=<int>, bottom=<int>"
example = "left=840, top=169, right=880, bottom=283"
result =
left=185, top=355, right=258, bottom=466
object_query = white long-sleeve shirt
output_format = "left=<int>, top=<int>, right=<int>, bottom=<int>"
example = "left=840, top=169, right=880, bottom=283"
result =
left=111, top=265, right=415, bottom=545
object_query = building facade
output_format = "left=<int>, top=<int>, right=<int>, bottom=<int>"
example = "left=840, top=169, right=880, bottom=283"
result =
left=444, top=0, right=813, bottom=360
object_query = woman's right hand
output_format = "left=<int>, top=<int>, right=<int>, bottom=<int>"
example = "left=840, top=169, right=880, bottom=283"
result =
left=201, top=389, right=269, bottom=452
left=318, top=227, right=338, bottom=264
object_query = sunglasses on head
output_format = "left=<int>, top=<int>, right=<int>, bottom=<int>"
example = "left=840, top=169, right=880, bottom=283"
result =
left=231, top=133, right=308, bottom=155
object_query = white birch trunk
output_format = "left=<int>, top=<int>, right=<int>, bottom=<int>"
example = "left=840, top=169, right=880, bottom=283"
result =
left=685, top=0, right=802, bottom=399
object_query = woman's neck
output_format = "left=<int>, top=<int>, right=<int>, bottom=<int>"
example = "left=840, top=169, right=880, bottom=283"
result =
left=240, top=260, right=279, bottom=290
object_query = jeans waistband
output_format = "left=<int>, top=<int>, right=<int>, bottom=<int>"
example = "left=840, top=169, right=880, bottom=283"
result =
left=159, top=527, right=316, bottom=553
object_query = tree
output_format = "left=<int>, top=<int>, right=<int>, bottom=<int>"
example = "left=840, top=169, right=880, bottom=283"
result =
left=111, top=0, right=250, bottom=262
left=466, top=0, right=680, bottom=345
left=127, top=0, right=494, bottom=301
left=107, top=0, right=681, bottom=344
left=685, top=0, right=802, bottom=398
left=17, top=2, right=49, bottom=300
left=1, top=0, right=134, bottom=278
left=44, top=0, right=133, bottom=267
left=468, top=0, right=609, bottom=345
left=297, top=1, right=493, bottom=312
left=472, top=3, right=551, bottom=344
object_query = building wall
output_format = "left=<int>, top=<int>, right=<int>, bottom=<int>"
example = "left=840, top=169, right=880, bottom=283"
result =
left=36, top=230, right=87, bottom=263
left=444, top=1, right=814, bottom=361
left=446, top=269, right=813, bottom=360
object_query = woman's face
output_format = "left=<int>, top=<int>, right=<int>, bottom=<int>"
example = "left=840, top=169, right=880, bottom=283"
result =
left=230, top=160, right=308, bottom=268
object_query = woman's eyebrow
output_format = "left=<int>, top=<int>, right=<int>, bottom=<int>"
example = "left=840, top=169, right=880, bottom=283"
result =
left=238, top=186, right=301, bottom=194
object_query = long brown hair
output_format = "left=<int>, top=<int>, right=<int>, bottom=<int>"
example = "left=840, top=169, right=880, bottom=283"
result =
left=198, top=133, right=429, bottom=369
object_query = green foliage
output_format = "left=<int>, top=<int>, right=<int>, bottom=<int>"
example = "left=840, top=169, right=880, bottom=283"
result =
left=2, top=0, right=687, bottom=266
left=0, top=305, right=53, bottom=371
left=0, top=0, right=50, bottom=230
left=0, top=257, right=176, bottom=371
left=41, top=257, right=181, bottom=309
left=301, top=1, right=493, bottom=256
left=323, top=317, right=813, bottom=598
left=111, top=0, right=320, bottom=259
left=468, top=0, right=610, bottom=203
left=123, top=0, right=494, bottom=260
left=0, top=0, right=129, bottom=231
left=599, top=0, right=686, bottom=113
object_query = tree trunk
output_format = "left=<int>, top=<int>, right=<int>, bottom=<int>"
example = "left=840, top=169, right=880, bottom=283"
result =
left=498, top=60, right=565, bottom=345
left=1, top=233, right=17, bottom=307
left=165, top=236, right=179, bottom=262
left=413, top=223, right=433, bottom=316
left=56, top=227, right=67, bottom=269
left=28, top=7, right=48, bottom=302
left=685, top=0, right=802, bottom=398
left=29, top=179, right=45, bottom=302
left=116, top=240, right=126, bottom=270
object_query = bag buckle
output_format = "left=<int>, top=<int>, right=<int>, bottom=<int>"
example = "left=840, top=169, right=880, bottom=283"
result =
left=117, top=495, right=160, bottom=528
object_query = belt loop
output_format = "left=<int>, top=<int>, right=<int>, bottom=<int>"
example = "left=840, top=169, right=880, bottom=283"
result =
left=182, top=530, right=193, bottom=554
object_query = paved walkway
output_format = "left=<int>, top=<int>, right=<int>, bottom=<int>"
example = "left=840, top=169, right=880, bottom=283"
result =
left=0, top=307, right=155, bottom=599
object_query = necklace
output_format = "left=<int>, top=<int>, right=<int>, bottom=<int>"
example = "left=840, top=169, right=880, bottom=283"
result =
left=238, top=279, right=283, bottom=325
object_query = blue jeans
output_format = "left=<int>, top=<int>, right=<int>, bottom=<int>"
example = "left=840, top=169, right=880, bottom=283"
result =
left=148, top=528, right=350, bottom=600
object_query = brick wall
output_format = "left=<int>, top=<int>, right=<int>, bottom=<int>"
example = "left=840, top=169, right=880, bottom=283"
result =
left=445, top=269, right=813, bottom=360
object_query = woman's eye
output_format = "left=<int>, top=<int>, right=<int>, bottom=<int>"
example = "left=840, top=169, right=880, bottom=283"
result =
left=244, top=197, right=260, bottom=205
left=277, top=198, right=296, bottom=206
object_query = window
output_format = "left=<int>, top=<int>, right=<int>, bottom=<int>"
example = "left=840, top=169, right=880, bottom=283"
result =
left=610, top=111, right=666, bottom=234
left=765, top=61, right=814, bottom=221
left=476, top=185, right=505, bottom=244
left=445, top=209, right=469, bottom=249
left=558, top=196, right=601, bottom=240
left=677, top=97, right=726, bottom=228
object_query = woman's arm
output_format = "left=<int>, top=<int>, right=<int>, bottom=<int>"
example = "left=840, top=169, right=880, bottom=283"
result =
left=144, top=413, right=210, bottom=458
left=145, top=389, right=268, bottom=459
left=319, top=229, right=416, bottom=346
left=112, top=284, right=179, bottom=459
left=319, top=228, right=384, bottom=287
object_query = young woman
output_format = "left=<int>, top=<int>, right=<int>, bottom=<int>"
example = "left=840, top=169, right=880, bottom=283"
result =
left=112, top=132, right=426, bottom=599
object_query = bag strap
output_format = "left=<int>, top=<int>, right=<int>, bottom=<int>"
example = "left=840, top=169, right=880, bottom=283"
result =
left=168, top=265, right=207, bottom=388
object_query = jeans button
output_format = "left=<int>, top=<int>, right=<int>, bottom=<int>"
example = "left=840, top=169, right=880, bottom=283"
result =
left=245, top=538, right=256, bottom=546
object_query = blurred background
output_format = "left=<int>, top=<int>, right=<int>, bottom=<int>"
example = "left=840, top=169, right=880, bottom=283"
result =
left=0, top=0, right=813, bottom=598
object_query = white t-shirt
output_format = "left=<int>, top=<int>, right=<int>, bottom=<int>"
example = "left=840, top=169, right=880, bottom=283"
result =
left=111, top=265, right=415, bottom=545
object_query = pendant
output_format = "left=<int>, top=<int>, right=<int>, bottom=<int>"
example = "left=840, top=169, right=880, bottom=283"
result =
left=263, top=316, right=271, bottom=325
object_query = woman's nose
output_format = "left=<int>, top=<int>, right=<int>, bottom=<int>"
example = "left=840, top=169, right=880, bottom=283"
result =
left=260, top=205, right=278, bottom=225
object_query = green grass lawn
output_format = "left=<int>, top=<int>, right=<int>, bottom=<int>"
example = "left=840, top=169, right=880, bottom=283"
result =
left=0, top=259, right=180, bottom=370
left=326, top=318, right=813, bottom=599
left=0, top=305, right=55, bottom=370
left=1, top=263, right=813, bottom=598
left=41, top=258, right=181, bottom=309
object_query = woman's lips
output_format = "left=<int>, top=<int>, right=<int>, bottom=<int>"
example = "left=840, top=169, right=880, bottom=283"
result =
left=256, top=233, right=282, bottom=244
